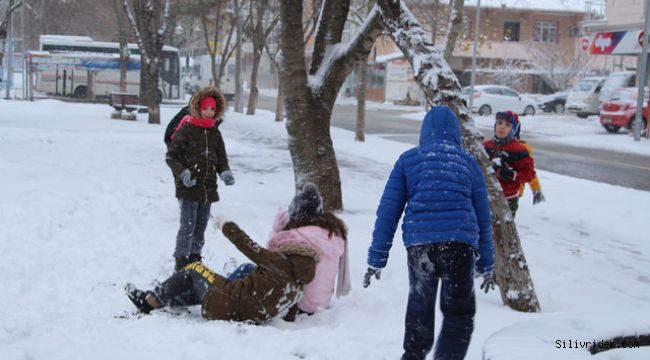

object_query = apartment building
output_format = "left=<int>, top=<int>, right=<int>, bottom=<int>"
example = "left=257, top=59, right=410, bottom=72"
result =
left=360, top=0, right=587, bottom=102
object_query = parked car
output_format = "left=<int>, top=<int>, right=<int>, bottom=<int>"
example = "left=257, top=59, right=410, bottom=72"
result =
left=566, top=76, right=606, bottom=118
left=536, top=91, right=568, bottom=113
left=599, top=87, right=649, bottom=133
left=598, top=71, right=636, bottom=103
left=462, top=85, right=536, bottom=116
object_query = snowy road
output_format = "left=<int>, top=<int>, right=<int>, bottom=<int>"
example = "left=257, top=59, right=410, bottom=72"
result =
left=256, top=95, right=650, bottom=192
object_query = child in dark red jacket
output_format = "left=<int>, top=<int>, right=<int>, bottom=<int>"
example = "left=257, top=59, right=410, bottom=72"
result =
left=483, top=111, right=536, bottom=217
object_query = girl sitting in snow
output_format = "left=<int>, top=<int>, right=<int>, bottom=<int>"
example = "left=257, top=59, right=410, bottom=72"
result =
left=125, top=213, right=319, bottom=324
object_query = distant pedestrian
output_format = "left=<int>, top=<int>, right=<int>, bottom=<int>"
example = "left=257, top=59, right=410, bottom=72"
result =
left=483, top=111, right=536, bottom=218
left=364, top=106, right=495, bottom=360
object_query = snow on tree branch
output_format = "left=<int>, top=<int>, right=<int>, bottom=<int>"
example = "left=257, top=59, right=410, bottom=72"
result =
left=377, top=0, right=467, bottom=115
left=123, top=0, right=148, bottom=62
left=157, top=0, right=170, bottom=37
left=307, top=5, right=382, bottom=95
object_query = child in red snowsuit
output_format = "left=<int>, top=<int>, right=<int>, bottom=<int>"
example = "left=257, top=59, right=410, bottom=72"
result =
left=483, top=111, right=536, bottom=217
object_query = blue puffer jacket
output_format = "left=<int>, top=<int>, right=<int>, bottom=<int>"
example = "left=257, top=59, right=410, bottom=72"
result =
left=368, top=106, right=494, bottom=273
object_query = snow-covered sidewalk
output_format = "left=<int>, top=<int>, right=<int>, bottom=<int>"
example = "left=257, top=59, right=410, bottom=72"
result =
left=1, top=99, right=649, bottom=359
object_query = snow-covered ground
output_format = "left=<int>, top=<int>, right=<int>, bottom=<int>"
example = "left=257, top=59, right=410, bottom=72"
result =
left=401, top=111, right=650, bottom=157
left=1, top=99, right=649, bottom=359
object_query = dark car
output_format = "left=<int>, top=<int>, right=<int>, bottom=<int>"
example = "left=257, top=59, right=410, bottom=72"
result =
left=536, top=91, right=568, bottom=113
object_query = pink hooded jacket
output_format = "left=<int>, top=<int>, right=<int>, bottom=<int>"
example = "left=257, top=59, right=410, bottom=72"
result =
left=266, top=209, right=350, bottom=314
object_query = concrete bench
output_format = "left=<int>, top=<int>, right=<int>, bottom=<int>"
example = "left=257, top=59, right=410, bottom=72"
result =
left=109, top=92, right=148, bottom=120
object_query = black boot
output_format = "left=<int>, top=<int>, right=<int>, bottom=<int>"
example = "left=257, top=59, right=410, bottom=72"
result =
left=174, top=256, right=191, bottom=271
left=188, top=253, right=202, bottom=264
left=125, top=283, right=155, bottom=314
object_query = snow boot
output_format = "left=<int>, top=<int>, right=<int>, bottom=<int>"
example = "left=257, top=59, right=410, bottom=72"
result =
left=175, top=256, right=191, bottom=271
left=125, top=283, right=156, bottom=314
left=188, top=253, right=202, bottom=264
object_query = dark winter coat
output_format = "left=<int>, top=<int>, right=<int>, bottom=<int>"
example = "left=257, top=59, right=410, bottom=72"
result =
left=166, top=87, right=230, bottom=203
left=368, top=106, right=494, bottom=274
left=483, top=138, right=536, bottom=199
left=202, top=221, right=319, bottom=324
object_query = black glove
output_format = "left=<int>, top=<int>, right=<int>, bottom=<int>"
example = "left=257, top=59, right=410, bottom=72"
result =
left=363, top=267, right=382, bottom=288
left=533, top=191, right=545, bottom=205
left=498, top=164, right=516, bottom=182
left=179, top=169, right=197, bottom=188
left=479, top=271, right=497, bottom=294
left=495, top=150, right=513, bottom=163
left=219, top=170, right=235, bottom=186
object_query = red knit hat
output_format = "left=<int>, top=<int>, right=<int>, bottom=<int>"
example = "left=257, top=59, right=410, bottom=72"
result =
left=199, top=96, right=217, bottom=111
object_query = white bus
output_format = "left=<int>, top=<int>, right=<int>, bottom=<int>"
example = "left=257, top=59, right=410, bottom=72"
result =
left=181, top=53, right=235, bottom=100
left=35, top=35, right=181, bottom=99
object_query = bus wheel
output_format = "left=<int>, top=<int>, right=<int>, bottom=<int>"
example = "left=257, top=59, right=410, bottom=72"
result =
left=73, top=86, right=87, bottom=99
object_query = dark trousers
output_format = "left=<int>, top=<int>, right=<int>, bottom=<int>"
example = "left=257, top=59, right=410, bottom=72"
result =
left=155, top=263, right=255, bottom=307
left=402, top=242, right=476, bottom=360
left=155, top=262, right=225, bottom=306
left=174, top=198, right=211, bottom=258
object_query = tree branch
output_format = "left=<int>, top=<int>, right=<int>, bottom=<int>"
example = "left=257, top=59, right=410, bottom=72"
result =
left=123, top=0, right=147, bottom=61
left=315, top=5, right=383, bottom=104
left=309, top=0, right=351, bottom=75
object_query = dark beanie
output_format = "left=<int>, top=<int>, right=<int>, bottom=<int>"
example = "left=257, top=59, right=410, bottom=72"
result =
left=288, top=182, right=324, bottom=220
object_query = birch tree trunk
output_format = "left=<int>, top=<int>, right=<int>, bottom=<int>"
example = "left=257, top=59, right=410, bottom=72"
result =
left=377, top=0, right=540, bottom=313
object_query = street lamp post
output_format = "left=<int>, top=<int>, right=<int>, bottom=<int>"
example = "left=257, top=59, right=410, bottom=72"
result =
left=468, top=0, right=482, bottom=114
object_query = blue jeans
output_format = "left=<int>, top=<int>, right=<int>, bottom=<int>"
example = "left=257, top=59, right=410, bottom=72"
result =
left=226, top=263, right=256, bottom=281
left=402, top=242, right=476, bottom=360
left=174, top=198, right=211, bottom=258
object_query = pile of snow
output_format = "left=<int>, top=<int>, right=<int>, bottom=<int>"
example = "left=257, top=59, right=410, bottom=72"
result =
left=1, top=99, right=649, bottom=359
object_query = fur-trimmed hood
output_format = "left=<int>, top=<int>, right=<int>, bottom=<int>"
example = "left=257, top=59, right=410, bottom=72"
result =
left=188, top=86, right=227, bottom=119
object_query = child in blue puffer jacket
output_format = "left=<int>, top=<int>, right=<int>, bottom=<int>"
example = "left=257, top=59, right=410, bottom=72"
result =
left=363, top=106, right=495, bottom=360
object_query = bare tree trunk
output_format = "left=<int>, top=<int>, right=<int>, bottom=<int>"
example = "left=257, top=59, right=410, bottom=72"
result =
left=0, top=0, right=22, bottom=67
left=377, top=0, right=540, bottom=313
left=278, top=0, right=382, bottom=210
left=275, top=87, right=284, bottom=122
left=113, top=0, right=128, bottom=92
left=443, top=0, right=464, bottom=63
left=246, top=51, right=261, bottom=114
left=355, top=59, right=367, bottom=142
left=217, top=15, right=236, bottom=85
left=199, top=1, right=223, bottom=87
left=123, top=0, right=170, bottom=124
left=234, top=0, right=243, bottom=113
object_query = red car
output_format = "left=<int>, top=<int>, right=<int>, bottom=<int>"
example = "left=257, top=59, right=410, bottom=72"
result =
left=599, top=87, right=649, bottom=133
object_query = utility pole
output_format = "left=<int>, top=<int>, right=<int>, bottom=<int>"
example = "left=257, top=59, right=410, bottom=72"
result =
left=633, top=2, right=650, bottom=141
left=468, top=0, right=481, bottom=113
left=5, top=14, right=14, bottom=100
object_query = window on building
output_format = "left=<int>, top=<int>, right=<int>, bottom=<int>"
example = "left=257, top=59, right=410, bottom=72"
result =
left=534, top=21, right=558, bottom=43
left=503, top=22, right=520, bottom=41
